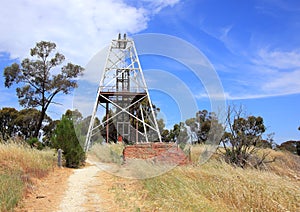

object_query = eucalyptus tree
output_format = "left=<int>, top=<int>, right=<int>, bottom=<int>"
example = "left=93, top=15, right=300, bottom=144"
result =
left=0, top=107, right=18, bottom=140
left=221, top=105, right=267, bottom=168
left=4, top=41, right=84, bottom=137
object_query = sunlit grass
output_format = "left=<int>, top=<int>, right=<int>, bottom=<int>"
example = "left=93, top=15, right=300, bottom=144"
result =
left=0, top=173, right=24, bottom=211
left=139, top=159, right=299, bottom=211
left=103, top=144, right=300, bottom=211
left=0, top=141, right=56, bottom=211
left=89, top=143, right=125, bottom=164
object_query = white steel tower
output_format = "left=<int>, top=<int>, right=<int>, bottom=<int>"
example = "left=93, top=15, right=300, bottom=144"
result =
left=84, top=34, right=162, bottom=151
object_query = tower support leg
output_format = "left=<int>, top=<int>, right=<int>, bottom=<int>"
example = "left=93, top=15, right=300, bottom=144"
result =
left=106, top=102, right=109, bottom=143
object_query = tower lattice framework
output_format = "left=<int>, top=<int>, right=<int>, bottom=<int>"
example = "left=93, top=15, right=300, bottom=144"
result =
left=84, top=34, right=162, bottom=151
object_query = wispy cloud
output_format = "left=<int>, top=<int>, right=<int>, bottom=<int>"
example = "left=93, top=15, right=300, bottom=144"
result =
left=256, top=0, right=300, bottom=13
left=219, top=25, right=234, bottom=43
left=262, top=69, right=300, bottom=94
left=249, top=48, right=300, bottom=96
left=218, top=68, right=300, bottom=100
left=204, top=28, right=300, bottom=100
left=135, top=0, right=180, bottom=14
left=254, top=48, right=300, bottom=69
left=195, top=92, right=230, bottom=100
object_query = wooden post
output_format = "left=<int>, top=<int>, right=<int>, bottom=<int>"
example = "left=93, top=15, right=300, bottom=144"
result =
left=58, top=149, right=62, bottom=168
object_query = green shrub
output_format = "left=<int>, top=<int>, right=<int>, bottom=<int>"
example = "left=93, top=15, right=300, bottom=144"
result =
left=52, top=115, right=86, bottom=168
left=27, top=137, right=44, bottom=150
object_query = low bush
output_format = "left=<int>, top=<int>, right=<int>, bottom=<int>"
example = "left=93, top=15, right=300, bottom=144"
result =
left=52, top=114, right=86, bottom=168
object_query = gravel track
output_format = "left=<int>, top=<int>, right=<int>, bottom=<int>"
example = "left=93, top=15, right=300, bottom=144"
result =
left=57, top=162, right=101, bottom=212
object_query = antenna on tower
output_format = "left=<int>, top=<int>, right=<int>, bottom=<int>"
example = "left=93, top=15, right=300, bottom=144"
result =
left=84, top=34, right=162, bottom=151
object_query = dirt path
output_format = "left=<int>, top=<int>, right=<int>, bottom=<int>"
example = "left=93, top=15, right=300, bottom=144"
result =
left=16, top=161, right=107, bottom=211
left=16, top=159, right=136, bottom=211
left=57, top=161, right=103, bottom=212
left=15, top=167, right=73, bottom=211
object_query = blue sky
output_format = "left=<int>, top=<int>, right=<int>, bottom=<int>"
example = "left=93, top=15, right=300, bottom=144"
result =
left=0, top=0, right=300, bottom=143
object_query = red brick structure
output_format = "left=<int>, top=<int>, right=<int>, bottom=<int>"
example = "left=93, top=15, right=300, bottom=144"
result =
left=123, top=143, right=190, bottom=165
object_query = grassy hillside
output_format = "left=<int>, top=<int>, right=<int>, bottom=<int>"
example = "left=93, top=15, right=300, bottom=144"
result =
left=0, top=142, right=56, bottom=211
left=102, top=145, right=300, bottom=211
left=2, top=142, right=299, bottom=211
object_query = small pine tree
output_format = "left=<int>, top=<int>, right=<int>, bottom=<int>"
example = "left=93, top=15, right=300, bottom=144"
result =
left=52, top=114, right=86, bottom=168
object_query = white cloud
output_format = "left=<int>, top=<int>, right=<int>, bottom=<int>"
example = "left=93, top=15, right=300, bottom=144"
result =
left=219, top=25, right=234, bottom=43
left=138, top=0, right=180, bottom=14
left=254, top=48, right=300, bottom=69
left=208, top=47, right=300, bottom=100
left=220, top=67, right=300, bottom=100
left=0, top=0, right=180, bottom=117
left=262, top=69, right=300, bottom=94
left=195, top=92, right=230, bottom=100
left=0, top=0, right=179, bottom=65
left=240, top=48, right=300, bottom=97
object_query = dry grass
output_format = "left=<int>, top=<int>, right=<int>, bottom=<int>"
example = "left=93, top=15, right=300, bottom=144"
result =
left=89, top=143, right=124, bottom=164
left=89, top=143, right=181, bottom=179
left=102, top=144, right=300, bottom=211
left=264, top=149, right=300, bottom=179
left=0, top=141, right=56, bottom=211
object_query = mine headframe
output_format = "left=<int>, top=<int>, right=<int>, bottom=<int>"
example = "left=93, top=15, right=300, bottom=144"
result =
left=84, top=34, right=162, bottom=151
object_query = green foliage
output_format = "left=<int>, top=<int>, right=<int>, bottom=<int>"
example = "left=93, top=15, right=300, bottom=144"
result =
left=0, top=107, right=55, bottom=146
left=278, top=140, right=300, bottom=156
left=73, top=113, right=103, bottom=146
left=16, top=108, right=52, bottom=140
left=157, top=118, right=165, bottom=134
left=185, top=110, right=223, bottom=144
left=26, top=137, right=44, bottom=150
left=3, top=41, right=84, bottom=137
left=0, top=107, right=18, bottom=140
left=43, top=119, right=60, bottom=146
left=52, top=113, right=86, bottom=168
left=256, top=140, right=272, bottom=149
left=167, top=122, right=188, bottom=143
left=161, top=129, right=170, bottom=142
left=221, top=105, right=269, bottom=168
left=15, top=108, right=40, bottom=139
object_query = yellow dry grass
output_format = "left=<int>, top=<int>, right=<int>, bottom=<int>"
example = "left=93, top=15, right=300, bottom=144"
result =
left=101, top=144, right=300, bottom=211
left=89, top=143, right=124, bottom=164
left=0, top=141, right=56, bottom=211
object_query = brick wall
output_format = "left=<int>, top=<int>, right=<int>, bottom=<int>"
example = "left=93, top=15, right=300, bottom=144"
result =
left=123, top=143, right=190, bottom=165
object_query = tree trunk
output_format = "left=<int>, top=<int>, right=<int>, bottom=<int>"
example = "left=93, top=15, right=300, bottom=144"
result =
left=34, top=108, right=46, bottom=138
